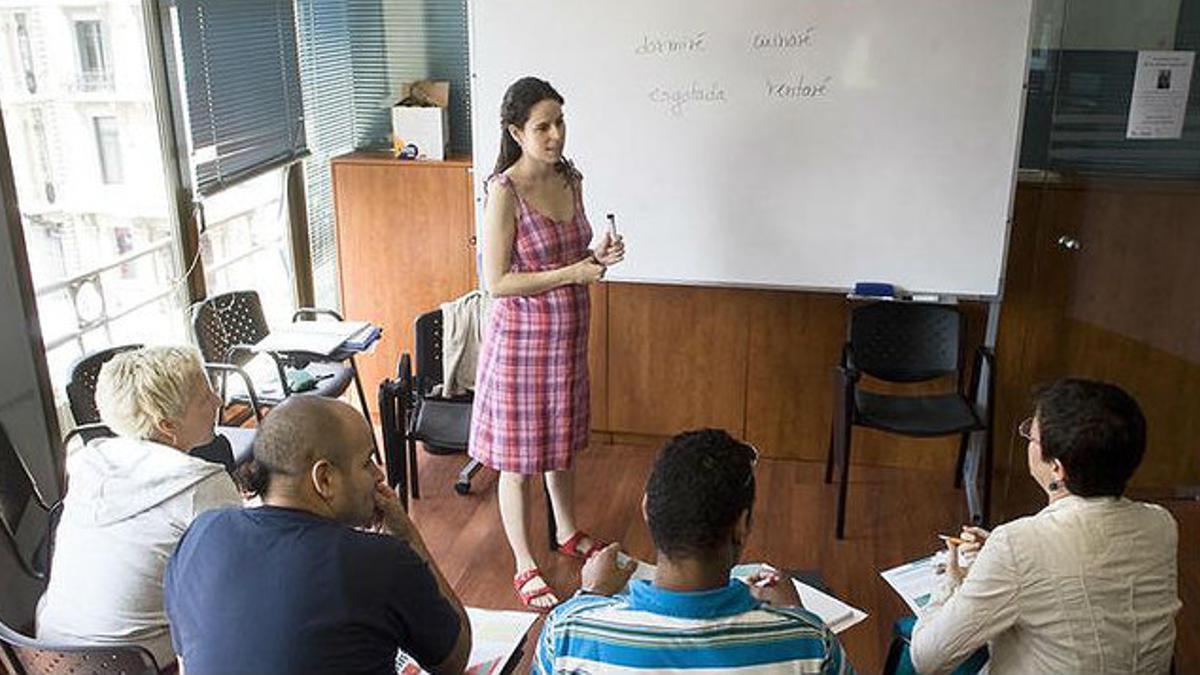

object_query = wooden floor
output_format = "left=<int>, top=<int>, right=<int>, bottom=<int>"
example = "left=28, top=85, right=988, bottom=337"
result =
left=404, top=442, right=1199, bottom=673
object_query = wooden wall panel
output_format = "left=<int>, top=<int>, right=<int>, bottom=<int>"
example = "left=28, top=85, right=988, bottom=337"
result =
left=588, top=283, right=608, bottom=433
left=742, top=291, right=846, bottom=461
left=333, top=154, right=475, bottom=413
left=606, top=283, right=750, bottom=435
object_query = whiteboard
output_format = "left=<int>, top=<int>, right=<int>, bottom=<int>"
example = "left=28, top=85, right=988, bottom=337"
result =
left=469, top=1, right=1033, bottom=296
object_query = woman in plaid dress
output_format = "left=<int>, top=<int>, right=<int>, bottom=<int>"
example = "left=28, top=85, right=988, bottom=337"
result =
left=471, top=77, right=625, bottom=610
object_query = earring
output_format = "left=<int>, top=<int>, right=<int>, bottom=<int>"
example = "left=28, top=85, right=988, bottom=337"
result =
left=1047, top=480, right=1060, bottom=492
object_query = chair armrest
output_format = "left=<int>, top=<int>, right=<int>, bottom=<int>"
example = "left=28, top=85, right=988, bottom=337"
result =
left=225, top=343, right=291, bottom=396
left=203, top=363, right=264, bottom=421
left=62, top=422, right=114, bottom=449
left=292, top=307, right=344, bottom=322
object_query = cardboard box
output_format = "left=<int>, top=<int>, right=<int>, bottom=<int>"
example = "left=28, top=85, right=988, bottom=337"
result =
left=391, top=81, right=449, bottom=160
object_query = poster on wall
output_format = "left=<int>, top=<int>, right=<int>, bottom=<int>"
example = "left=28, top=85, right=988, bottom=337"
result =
left=1126, top=50, right=1195, bottom=139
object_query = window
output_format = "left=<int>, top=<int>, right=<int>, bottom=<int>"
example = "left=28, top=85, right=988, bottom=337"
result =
left=0, top=4, right=188, bottom=403
left=93, top=116, right=123, bottom=184
left=15, top=13, right=36, bottom=94
left=73, top=19, right=110, bottom=91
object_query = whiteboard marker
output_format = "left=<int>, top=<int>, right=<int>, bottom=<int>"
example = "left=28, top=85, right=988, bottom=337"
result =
left=606, top=213, right=618, bottom=235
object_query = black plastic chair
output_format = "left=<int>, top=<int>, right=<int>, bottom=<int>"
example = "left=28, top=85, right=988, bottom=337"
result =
left=825, top=301, right=995, bottom=539
left=190, top=291, right=377, bottom=460
left=0, top=625, right=161, bottom=675
left=0, top=422, right=61, bottom=582
left=383, top=310, right=477, bottom=501
left=64, top=346, right=262, bottom=471
left=65, top=345, right=141, bottom=444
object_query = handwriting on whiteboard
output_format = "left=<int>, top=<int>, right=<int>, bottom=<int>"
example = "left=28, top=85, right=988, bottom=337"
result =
left=635, top=32, right=707, bottom=56
left=648, top=81, right=727, bottom=117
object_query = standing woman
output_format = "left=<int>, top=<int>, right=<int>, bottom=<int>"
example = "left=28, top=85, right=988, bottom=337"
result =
left=471, top=77, right=624, bottom=610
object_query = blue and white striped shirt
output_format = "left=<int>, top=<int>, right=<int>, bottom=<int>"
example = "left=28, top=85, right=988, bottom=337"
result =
left=534, top=579, right=854, bottom=674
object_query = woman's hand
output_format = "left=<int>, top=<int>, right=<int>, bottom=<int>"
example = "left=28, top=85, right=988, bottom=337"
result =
left=593, top=231, right=625, bottom=266
left=568, top=258, right=606, bottom=285
left=957, top=526, right=989, bottom=562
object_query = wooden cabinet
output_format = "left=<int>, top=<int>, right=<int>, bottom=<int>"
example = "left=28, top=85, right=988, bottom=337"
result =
left=332, top=153, right=476, bottom=412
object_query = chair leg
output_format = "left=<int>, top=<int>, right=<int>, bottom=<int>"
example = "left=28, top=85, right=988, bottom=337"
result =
left=824, top=419, right=837, bottom=484
left=954, top=431, right=970, bottom=489
left=836, top=424, right=853, bottom=540
left=981, top=427, right=994, bottom=527
left=407, top=438, right=420, bottom=500
left=349, top=358, right=381, bottom=463
left=454, top=459, right=481, bottom=495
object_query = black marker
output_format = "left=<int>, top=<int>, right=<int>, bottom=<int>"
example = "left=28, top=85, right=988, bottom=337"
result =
left=606, top=213, right=618, bottom=236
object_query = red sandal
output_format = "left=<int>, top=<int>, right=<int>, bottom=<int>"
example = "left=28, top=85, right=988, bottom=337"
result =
left=553, top=531, right=607, bottom=560
left=513, top=567, right=558, bottom=612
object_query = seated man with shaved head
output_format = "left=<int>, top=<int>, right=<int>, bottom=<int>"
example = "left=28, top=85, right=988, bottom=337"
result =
left=163, top=397, right=471, bottom=675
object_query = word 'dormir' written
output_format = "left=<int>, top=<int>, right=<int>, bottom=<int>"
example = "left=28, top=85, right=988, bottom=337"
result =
left=635, top=31, right=707, bottom=56
left=648, top=81, right=727, bottom=117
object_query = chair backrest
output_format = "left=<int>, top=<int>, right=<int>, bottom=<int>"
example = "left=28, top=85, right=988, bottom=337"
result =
left=191, top=291, right=268, bottom=367
left=377, top=379, right=407, bottom=504
left=413, top=310, right=445, bottom=395
left=0, top=420, right=62, bottom=583
left=0, top=618, right=159, bottom=675
left=849, top=302, right=963, bottom=383
left=64, top=345, right=142, bottom=427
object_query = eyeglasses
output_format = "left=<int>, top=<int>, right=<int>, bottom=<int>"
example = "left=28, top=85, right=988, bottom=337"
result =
left=1018, top=417, right=1038, bottom=444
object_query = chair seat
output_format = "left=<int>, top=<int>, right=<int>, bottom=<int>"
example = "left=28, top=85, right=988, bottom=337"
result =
left=854, top=390, right=982, bottom=436
left=305, top=362, right=353, bottom=398
left=413, top=396, right=472, bottom=454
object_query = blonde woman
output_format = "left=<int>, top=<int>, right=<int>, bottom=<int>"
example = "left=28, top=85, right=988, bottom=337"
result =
left=37, top=346, right=241, bottom=667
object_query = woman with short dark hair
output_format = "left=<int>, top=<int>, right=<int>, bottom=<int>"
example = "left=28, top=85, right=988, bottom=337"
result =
left=911, top=378, right=1179, bottom=674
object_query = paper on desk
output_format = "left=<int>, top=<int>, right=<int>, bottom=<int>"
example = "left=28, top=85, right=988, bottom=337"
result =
left=621, top=559, right=869, bottom=634
left=396, top=607, right=538, bottom=675
left=880, top=548, right=974, bottom=616
left=255, top=320, right=370, bottom=356
left=880, top=554, right=941, bottom=615
left=732, top=563, right=867, bottom=633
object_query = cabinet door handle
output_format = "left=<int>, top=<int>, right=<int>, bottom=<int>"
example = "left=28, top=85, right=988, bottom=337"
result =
left=468, top=235, right=477, bottom=246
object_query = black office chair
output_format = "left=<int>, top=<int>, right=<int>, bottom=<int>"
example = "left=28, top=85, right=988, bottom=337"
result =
left=825, top=301, right=995, bottom=539
left=382, top=309, right=477, bottom=502
left=190, top=290, right=377, bottom=460
left=64, top=345, right=262, bottom=471
left=0, top=432, right=161, bottom=674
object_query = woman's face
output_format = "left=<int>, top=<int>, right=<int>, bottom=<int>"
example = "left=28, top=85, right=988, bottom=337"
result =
left=1024, top=415, right=1060, bottom=492
left=512, top=99, right=565, bottom=165
left=170, top=373, right=220, bottom=450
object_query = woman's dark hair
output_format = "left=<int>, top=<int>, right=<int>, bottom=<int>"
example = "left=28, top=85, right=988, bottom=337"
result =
left=1033, top=378, right=1146, bottom=497
left=493, top=76, right=578, bottom=184
left=645, top=429, right=757, bottom=560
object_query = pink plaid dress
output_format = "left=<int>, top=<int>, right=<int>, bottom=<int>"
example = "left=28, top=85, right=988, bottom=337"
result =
left=469, top=172, right=592, bottom=474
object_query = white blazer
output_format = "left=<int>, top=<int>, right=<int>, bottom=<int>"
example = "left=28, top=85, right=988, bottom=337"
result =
left=911, top=495, right=1179, bottom=674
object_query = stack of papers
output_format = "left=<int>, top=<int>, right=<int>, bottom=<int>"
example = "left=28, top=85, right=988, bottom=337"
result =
left=254, top=320, right=372, bottom=356
left=880, top=554, right=943, bottom=615
left=616, top=557, right=868, bottom=634
left=396, top=607, right=538, bottom=675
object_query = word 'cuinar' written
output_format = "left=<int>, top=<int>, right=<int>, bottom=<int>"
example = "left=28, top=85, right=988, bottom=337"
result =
left=766, top=75, right=831, bottom=100
left=649, top=81, right=727, bottom=117
left=636, top=32, right=707, bottom=56
left=751, top=27, right=816, bottom=51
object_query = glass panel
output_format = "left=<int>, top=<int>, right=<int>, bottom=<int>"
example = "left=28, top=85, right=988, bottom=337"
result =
left=93, top=116, right=123, bottom=184
left=0, top=3, right=188, bottom=404
left=200, top=167, right=296, bottom=328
